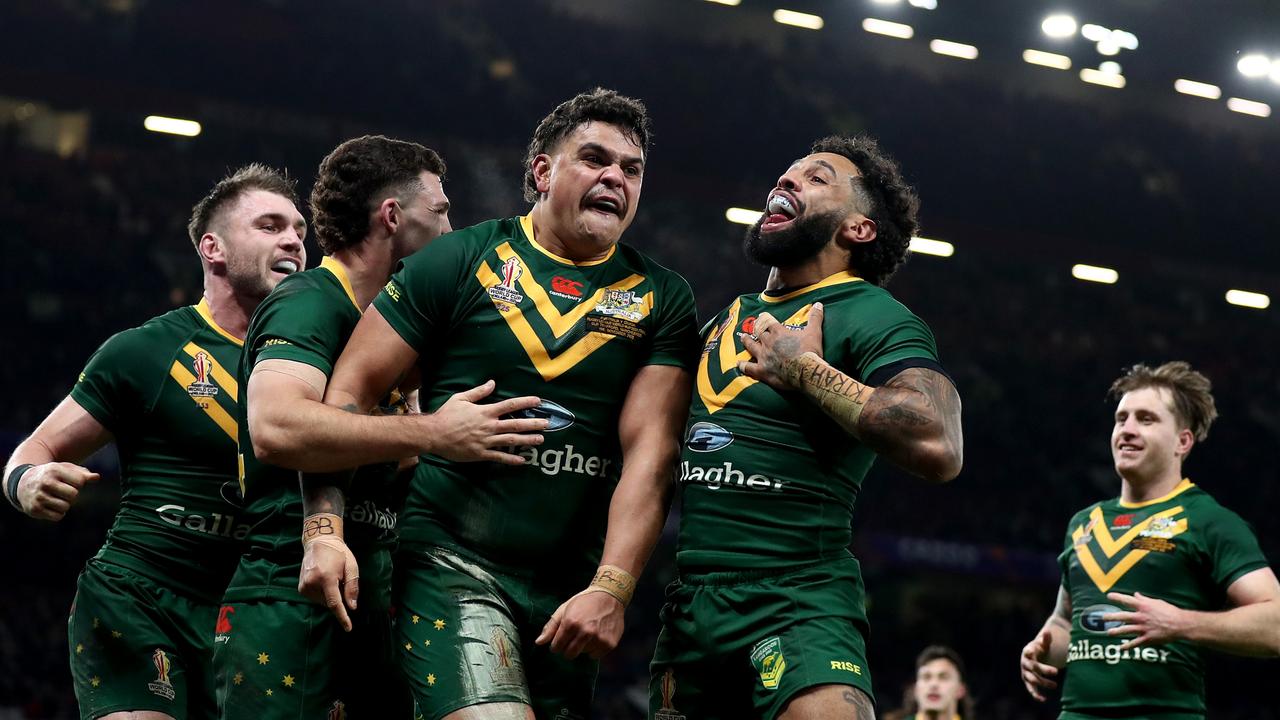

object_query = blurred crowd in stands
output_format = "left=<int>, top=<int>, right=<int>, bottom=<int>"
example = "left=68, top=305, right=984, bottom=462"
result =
left=4, top=0, right=1279, bottom=717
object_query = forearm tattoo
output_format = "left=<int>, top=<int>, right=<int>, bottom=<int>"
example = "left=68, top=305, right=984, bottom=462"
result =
left=787, top=353, right=874, bottom=434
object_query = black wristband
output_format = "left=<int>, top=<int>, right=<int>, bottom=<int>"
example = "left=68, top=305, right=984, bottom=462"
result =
left=7, top=463, right=35, bottom=510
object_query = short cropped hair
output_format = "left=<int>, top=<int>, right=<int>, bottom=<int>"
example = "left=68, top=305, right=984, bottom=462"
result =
left=187, top=164, right=298, bottom=248
left=901, top=645, right=975, bottom=720
left=1109, top=361, right=1219, bottom=441
left=810, top=135, right=920, bottom=287
left=522, top=88, right=652, bottom=203
left=309, top=135, right=447, bottom=255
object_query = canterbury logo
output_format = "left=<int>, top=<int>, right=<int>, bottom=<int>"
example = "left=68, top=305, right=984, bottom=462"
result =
left=1071, top=505, right=1188, bottom=593
left=696, top=300, right=812, bottom=414
left=475, top=242, right=651, bottom=381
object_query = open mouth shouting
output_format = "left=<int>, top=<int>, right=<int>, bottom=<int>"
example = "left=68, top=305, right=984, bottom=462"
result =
left=762, top=191, right=799, bottom=231
left=270, top=256, right=302, bottom=276
left=584, top=189, right=625, bottom=218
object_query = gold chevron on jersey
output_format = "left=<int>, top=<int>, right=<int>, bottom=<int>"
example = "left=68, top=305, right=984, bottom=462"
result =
left=475, top=242, right=653, bottom=381
left=697, top=300, right=814, bottom=414
left=168, top=354, right=238, bottom=442
left=1071, top=505, right=1188, bottom=593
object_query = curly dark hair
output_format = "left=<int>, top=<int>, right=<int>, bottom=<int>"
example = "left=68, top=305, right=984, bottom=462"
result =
left=187, top=163, right=298, bottom=249
left=522, top=88, right=652, bottom=203
left=810, top=135, right=920, bottom=286
left=310, top=135, right=447, bottom=255
left=1109, top=361, right=1218, bottom=443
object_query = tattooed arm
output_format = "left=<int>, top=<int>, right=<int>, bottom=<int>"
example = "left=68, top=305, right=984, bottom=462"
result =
left=738, top=303, right=963, bottom=483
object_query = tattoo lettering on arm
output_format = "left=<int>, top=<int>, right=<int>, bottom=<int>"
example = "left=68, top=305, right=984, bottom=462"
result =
left=786, top=353, right=875, bottom=434
left=302, top=512, right=339, bottom=541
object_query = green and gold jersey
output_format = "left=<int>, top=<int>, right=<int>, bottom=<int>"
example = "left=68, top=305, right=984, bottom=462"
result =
left=1059, top=480, right=1268, bottom=716
left=224, top=258, right=405, bottom=602
left=69, top=299, right=246, bottom=602
left=373, top=215, right=699, bottom=585
left=675, top=272, right=944, bottom=572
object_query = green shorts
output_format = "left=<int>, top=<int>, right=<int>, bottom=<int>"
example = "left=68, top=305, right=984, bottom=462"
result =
left=648, top=556, right=874, bottom=720
left=212, top=551, right=410, bottom=719
left=68, top=558, right=219, bottom=720
left=394, top=545, right=597, bottom=720
left=1060, top=711, right=1205, bottom=720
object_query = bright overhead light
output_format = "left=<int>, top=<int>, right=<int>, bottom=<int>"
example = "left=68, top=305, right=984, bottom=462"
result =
left=1041, top=14, right=1077, bottom=38
left=1072, top=264, right=1118, bottom=284
left=1023, top=49, right=1072, bottom=70
left=774, top=8, right=824, bottom=29
left=907, top=0, right=937, bottom=8
left=1096, top=39, right=1120, bottom=56
left=725, top=207, right=763, bottom=225
left=1238, top=54, right=1271, bottom=78
left=1226, top=290, right=1270, bottom=309
left=1098, top=61, right=1121, bottom=75
left=1112, top=29, right=1138, bottom=50
left=1080, top=23, right=1109, bottom=42
left=871, top=0, right=901, bottom=4
left=909, top=236, right=954, bottom=257
left=704, top=0, right=741, bottom=5
left=1270, top=64, right=1280, bottom=85
left=1080, top=68, right=1125, bottom=88
left=1227, top=97, right=1271, bottom=117
left=1174, top=79, right=1222, bottom=99
left=862, top=17, right=913, bottom=38
left=144, top=115, right=201, bottom=137
left=929, top=39, right=978, bottom=60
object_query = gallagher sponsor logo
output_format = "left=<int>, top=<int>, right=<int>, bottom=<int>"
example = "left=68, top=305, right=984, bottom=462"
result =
left=506, top=399, right=576, bottom=432
left=686, top=422, right=733, bottom=453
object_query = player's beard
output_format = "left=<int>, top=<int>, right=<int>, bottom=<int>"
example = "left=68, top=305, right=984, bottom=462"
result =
left=224, top=247, right=275, bottom=301
left=743, top=209, right=842, bottom=268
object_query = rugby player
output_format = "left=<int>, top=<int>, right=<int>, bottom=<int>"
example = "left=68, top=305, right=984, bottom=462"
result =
left=4, top=165, right=306, bottom=720
left=649, top=135, right=963, bottom=720
left=212, top=136, right=541, bottom=718
left=891, top=646, right=972, bottom=720
left=318, top=88, right=700, bottom=720
left=1021, top=361, right=1280, bottom=718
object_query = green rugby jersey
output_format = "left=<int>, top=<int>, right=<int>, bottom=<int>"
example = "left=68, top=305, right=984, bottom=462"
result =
left=225, top=257, right=405, bottom=601
left=69, top=299, right=247, bottom=602
left=1059, top=480, right=1268, bottom=716
left=373, top=215, right=699, bottom=584
left=676, top=272, right=943, bottom=572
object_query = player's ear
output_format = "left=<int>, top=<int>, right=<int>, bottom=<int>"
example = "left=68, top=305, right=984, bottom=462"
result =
left=199, top=232, right=225, bottom=265
left=838, top=214, right=876, bottom=246
left=376, top=197, right=400, bottom=235
left=1175, top=428, right=1194, bottom=457
left=533, top=154, right=553, bottom=195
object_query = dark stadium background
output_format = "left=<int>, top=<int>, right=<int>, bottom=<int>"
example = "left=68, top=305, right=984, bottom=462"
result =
left=4, top=0, right=1279, bottom=717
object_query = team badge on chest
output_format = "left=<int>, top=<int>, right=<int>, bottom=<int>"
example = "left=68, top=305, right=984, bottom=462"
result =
left=586, top=289, right=648, bottom=340
left=487, top=257, right=526, bottom=312
left=186, top=352, right=219, bottom=398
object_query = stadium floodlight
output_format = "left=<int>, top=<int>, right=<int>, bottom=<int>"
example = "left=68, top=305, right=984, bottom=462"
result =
left=1072, top=264, right=1118, bottom=284
left=1174, top=79, right=1222, bottom=99
left=1227, top=97, right=1271, bottom=117
left=774, top=9, right=824, bottom=30
left=1095, top=38, right=1120, bottom=56
left=930, top=39, right=978, bottom=60
left=1226, top=290, right=1270, bottom=309
left=1112, top=29, right=1138, bottom=50
left=907, top=0, right=937, bottom=8
left=1023, top=49, right=1072, bottom=70
left=1271, top=63, right=1280, bottom=85
left=1098, top=61, right=1121, bottom=75
left=1237, top=54, right=1271, bottom=78
left=705, top=0, right=742, bottom=5
left=862, top=18, right=913, bottom=38
left=726, top=207, right=763, bottom=225
left=144, top=115, right=201, bottom=137
left=1080, top=23, right=1109, bottom=42
left=1080, top=68, right=1125, bottom=88
left=909, top=236, right=955, bottom=257
left=1041, top=14, right=1077, bottom=39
